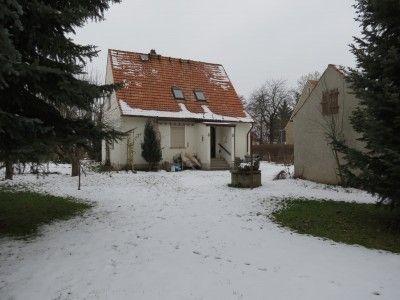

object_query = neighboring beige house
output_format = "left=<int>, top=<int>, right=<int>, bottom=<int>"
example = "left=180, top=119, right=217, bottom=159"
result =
left=290, top=64, right=364, bottom=184
left=102, top=49, right=253, bottom=170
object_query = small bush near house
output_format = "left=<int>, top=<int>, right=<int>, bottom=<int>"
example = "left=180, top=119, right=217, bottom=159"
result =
left=141, top=120, right=162, bottom=170
left=0, top=189, right=92, bottom=238
left=272, top=198, right=400, bottom=253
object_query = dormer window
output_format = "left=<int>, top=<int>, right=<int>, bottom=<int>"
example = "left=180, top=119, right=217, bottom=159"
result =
left=194, top=90, right=206, bottom=101
left=172, top=87, right=185, bottom=100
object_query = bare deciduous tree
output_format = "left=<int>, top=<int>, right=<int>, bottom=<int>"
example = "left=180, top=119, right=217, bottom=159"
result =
left=293, top=71, right=321, bottom=103
left=247, top=80, right=293, bottom=144
left=247, top=86, right=269, bottom=143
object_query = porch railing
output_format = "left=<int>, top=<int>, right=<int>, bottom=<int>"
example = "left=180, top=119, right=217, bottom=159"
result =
left=218, top=143, right=231, bottom=156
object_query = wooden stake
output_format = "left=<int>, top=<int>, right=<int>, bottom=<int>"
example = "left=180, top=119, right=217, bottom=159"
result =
left=78, top=161, right=81, bottom=190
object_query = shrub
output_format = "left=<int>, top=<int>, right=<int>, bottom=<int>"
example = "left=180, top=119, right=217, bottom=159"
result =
left=141, top=120, right=162, bottom=170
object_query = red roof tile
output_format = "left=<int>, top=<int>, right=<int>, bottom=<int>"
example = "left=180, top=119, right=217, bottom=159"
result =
left=108, top=49, right=251, bottom=121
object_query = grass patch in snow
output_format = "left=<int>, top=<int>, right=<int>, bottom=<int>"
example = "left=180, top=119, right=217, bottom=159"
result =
left=0, top=188, right=92, bottom=238
left=272, top=198, right=400, bottom=253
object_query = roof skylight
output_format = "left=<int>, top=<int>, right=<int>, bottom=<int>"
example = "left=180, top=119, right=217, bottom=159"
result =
left=194, top=90, right=206, bottom=101
left=172, top=87, right=185, bottom=100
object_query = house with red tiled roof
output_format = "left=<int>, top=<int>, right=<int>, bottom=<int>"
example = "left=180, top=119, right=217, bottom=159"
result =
left=102, top=49, right=253, bottom=170
left=286, top=64, right=364, bottom=184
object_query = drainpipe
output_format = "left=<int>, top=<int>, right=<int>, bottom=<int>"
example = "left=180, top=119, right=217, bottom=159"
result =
left=246, top=122, right=255, bottom=189
left=246, top=122, right=255, bottom=156
left=233, top=126, right=236, bottom=163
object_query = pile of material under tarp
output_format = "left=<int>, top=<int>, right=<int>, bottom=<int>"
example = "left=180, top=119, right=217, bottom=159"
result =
left=172, top=153, right=202, bottom=170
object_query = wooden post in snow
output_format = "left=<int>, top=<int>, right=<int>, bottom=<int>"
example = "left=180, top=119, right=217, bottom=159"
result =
left=250, top=133, right=254, bottom=189
left=78, top=161, right=81, bottom=190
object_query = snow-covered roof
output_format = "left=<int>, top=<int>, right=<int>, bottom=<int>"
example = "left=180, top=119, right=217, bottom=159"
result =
left=109, top=49, right=253, bottom=123
left=119, top=101, right=253, bottom=122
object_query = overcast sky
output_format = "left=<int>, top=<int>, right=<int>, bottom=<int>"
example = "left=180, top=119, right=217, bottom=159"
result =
left=74, top=0, right=359, bottom=99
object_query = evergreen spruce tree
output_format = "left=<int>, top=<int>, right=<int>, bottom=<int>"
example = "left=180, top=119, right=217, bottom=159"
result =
left=141, top=121, right=162, bottom=170
left=338, top=0, right=400, bottom=210
left=0, top=0, right=122, bottom=179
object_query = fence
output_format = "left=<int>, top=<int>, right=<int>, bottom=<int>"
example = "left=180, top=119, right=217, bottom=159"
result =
left=252, top=144, right=294, bottom=164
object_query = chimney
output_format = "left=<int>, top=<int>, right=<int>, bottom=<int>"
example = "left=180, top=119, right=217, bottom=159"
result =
left=149, top=49, right=157, bottom=58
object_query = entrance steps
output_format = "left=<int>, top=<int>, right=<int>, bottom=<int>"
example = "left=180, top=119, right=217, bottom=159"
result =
left=210, top=158, right=230, bottom=170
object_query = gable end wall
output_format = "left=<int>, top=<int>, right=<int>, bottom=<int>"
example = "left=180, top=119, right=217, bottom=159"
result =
left=292, top=66, right=364, bottom=184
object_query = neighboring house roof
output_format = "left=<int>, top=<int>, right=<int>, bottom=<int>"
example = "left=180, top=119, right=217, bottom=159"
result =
left=108, top=49, right=253, bottom=123
left=329, top=64, right=347, bottom=77
left=308, top=80, right=319, bottom=86
left=288, top=79, right=319, bottom=122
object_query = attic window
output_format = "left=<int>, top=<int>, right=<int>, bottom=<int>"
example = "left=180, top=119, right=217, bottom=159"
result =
left=172, top=87, right=185, bottom=100
left=194, top=90, right=206, bottom=101
left=321, top=89, right=339, bottom=115
left=140, top=54, right=149, bottom=61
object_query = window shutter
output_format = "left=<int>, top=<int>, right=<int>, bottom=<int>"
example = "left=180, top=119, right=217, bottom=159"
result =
left=321, top=89, right=339, bottom=115
left=170, top=126, right=185, bottom=148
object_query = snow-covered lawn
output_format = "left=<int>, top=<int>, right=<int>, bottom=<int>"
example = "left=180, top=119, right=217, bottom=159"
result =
left=0, top=162, right=399, bottom=300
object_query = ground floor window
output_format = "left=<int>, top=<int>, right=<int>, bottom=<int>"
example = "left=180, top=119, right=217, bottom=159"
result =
left=170, top=125, right=185, bottom=148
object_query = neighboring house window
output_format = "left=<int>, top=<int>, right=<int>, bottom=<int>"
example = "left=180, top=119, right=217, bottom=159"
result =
left=172, top=87, right=185, bottom=100
left=321, top=89, right=339, bottom=115
left=170, top=125, right=185, bottom=148
left=194, top=90, right=206, bottom=101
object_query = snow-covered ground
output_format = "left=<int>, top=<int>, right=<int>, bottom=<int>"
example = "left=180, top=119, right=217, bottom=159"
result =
left=0, top=162, right=399, bottom=300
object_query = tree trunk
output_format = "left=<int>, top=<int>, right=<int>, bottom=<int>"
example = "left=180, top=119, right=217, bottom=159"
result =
left=71, top=158, right=80, bottom=177
left=269, top=127, right=275, bottom=144
left=5, top=161, right=13, bottom=180
left=105, top=143, right=111, bottom=166
left=269, top=117, right=276, bottom=144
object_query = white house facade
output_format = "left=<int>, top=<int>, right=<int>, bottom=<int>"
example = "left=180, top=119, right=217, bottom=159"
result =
left=102, top=49, right=253, bottom=170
